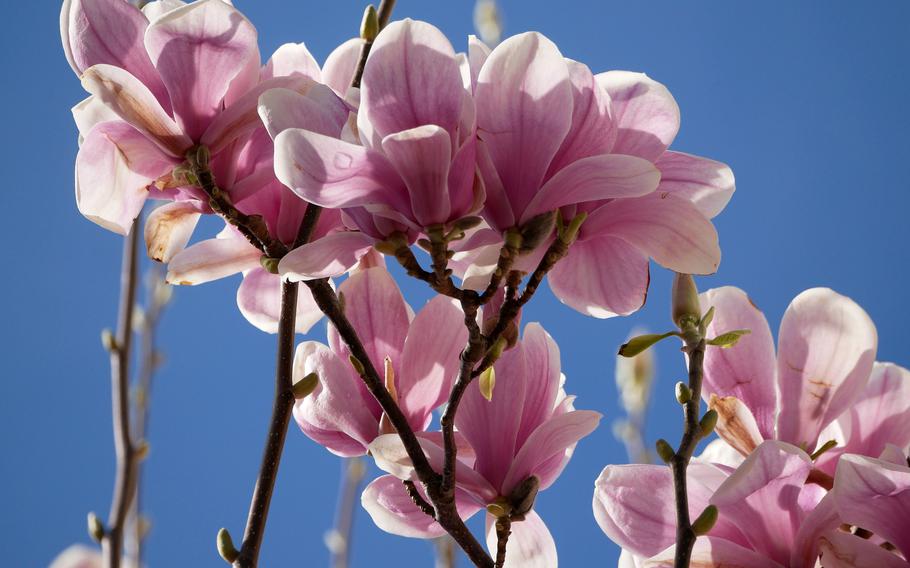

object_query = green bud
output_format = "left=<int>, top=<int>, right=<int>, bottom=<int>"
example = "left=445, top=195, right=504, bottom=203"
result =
left=479, top=366, right=496, bottom=402
left=671, top=273, right=701, bottom=330
left=503, top=227, right=523, bottom=251
left=488, top=336, right=508, bottom=361
left=699, top=306, right=715, bottom=334
left=259, top=256, right=280, bottom=275
left=691, top=505, right=718, bottom=536
left=699, top=409, right=719, bottom=438
left=655, top=439, right=675, bottom=464
left=706, top=329, right=751, bottom=348
left=810, top=439, right=838, bottom=461
left=101, top=328, right=117, bottom=352
left=618, top=331, right=678, bottom=357
left=348, top=355, right=366, bottom=377
left=293, top=372, right=319, bottom=399
left=87, top=512, right=105, bottom=543
left=517, top=211, right=555, bottom=252
left=360, top=4, right=379, bottom=42
left=217, top=528, right=240, bottom=563
left=675, top=382, right=692, bottom=404
left=451, top=216, right=484, bottom=233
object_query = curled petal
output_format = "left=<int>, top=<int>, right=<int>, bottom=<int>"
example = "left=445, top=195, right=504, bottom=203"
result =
left=165, top=235, right=260, bottom=285
left=144, top=200, right=201, bottom=262
left=838, top=362, right=910, bottom=460
left=656, top=151, right=735, bottom=219
left=708, top=395, right=765, bottom=457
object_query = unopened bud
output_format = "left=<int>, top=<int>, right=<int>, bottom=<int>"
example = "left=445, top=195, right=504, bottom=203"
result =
left=217, top=528, right=240, bottom=563
left=691, top=505, right=718, bottom=536
left=675, top=382, right=692, bottom=404
left=452, top=216, right=484, bottom=233
left=135, top=440, right=150, bottom=461
left=671, top=273, right=701, bottom=331
left=260, top=256, right=280, bottom=275
left=507, top=475, right=540, bottom=519
left=699, top=409, right=719, bottom=438
left=655, top=439, right=675, bottom=464
left=518, top=211, right=555, bottom=253
left=360, top=4, right=379, bottom=42
left=292, top=372, right=319, bottom=399
left=349, top=355, right=366, bottom=377
left=101, top=328, right=117, bottom=352
left=87, top=512, right=105, bottom=543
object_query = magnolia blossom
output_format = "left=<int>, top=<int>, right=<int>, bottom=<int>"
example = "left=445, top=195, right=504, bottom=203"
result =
left=698, top=286, right=910, bottom=472
left=48, top=545, right=102, bottom=568
left=593, top=440, right=899, bottom=567
left=292, top=263, right=467, bottom=456
left=362, top=323, right=601, bottom=566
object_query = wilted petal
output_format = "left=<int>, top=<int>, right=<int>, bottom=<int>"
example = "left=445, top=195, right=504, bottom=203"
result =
left=262, top=42, right=321, bottom=81
left=381, top=125, right=453, bottom=226
left=708, top=395, right=765, bottom=457
left=776, top=288, right=878, bottom=450
left=144, top=200, right=201, bottom=262
left=475, top=32, right=573, bottom=221
left=642, top=537, right=785, bottom=568
left=165, top=235, right=261, bottom=285
left=656, top=151, right=735, bottom=219
left=257, top=86, right=348, bottom=140
left=236, top=267, right=324, bottom=334
left=76, top=121, right=176, bottom=234
left=596, top=71, right=679, bottom=162
left=522, top=154, right=660, bottom=222
left=144, top=0, right=258, bottom=140
left=485, top=511, right=557, bottom=568
left=548, top=235, right=650, bottom=318
left=700, top=286, right=777, bottom=438
left=584, top=192, right=721, bottom=275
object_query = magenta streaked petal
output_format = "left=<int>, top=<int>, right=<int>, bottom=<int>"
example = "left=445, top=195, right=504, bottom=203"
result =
left=818, top=530, right=910, bottom=568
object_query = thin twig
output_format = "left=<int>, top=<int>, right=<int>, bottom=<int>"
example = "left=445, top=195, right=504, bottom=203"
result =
left=435, top=536, right=457, bottom=568
left=329, top=458, right=367, bottom=568
left=494, top=517, right=511, bottom=568
left=403, top=480, right=436, bottom=517
left=102, top=219, right=141, bottom=568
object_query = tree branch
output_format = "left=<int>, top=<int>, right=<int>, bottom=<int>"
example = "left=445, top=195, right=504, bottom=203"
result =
left=494, top=516, right=512, bottom=568
left=328, top=458, right=367, bottom=568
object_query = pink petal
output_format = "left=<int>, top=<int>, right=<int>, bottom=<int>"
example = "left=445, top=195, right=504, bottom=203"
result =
left=279, top=231, right=374, bottom=281
left=292, top=341, right=380, bottom=456
left=144, top=201, right=201, bottom=262
left=49, top=544, right=103, bottom=568
left=257, top=86, right=348, bottom=140
left=515, top=324, right=562, bottom=445
left=595, top=71, right=680, bottom=162
left=165, top=235, right=261, bottom=285
left=261, top=42, right=321, bottom=82
left=140, top=1, right=185, bottom=21
left=838, top=362, right=910, bottom=460
left=475, top=32, right=573, bottom=222
left=833, top=454, right=910, bottom=559
left=776, top=288, right=878, bottom=450
left=708, top=395, right=765, bottom=457
left=466, top=35, right=491, bottom=92
left=380, top=125, right=454, bottom=226
left=273, top=128, right=408, bottom=210
left=81, top=64, right=191, bottom=156
left=584, top=192, right=721, bottom=274
left=321, top=38, right=363, bottom=96
left=818, top=530, right=910, bottom=568
left=358, top=19, right=463, bottom=148
left=522, top=154, right=660, bottom=222
left=548, top=235, right=650, bottom=318
left=144, top=0, right=259, bottom=140
left=656, top=151, right=735, bottom=219
left=642, top=537, right=785, bottom=568
left=790, top=492, right=843, bottom=568
left=697, top=438, right=746, bottom=469
left=397, top=297, right=468, bottom=429
left=361, top=474, right=484, bottom=539
left=61, top=0, right=169, bottom=108
left=76, top=121, right=176, bottom=234
left=71, top=96, right=120, bottom=137
left=699, top=286, right=777, bottom=438
left=236, top=267, right=325, bottom=335
left=484, top=511, right=557, bottom=568
left=709, top=440, right=813, bottom=565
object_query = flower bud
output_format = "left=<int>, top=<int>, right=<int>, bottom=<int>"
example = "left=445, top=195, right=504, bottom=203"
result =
left=699, top=409, right=719, bottom=438
left=508, top=475, right=540, bottom=520
left=675, top=382, right=691, bottom=404
left=517, top=211, right=555, bottom=253
left=100, top=328, right=117, bottom=352
left=87, top=512, right=105, bottom=543
left=217, top=528, right=240, bottom=563
left=671, top=273, right=701, bottom=330
left=360, top=5, right=379, bottom=42
left=655, top=439, right=675, bottom=464
left=260, top=256, right=280, bottom=275
left=292, top=372, right=319, bottom=399
left=348, top=355, right=366, bottom=377
left=691, top=505, right=718, bottom=536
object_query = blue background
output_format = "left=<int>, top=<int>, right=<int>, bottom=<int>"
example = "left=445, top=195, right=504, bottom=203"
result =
left=2, top=0, right=909, bottom=566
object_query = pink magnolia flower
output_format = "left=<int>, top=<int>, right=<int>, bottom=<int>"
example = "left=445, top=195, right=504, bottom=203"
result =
left=698, top=286, right=909, bottom=472
left=362, top=323, right=601, bottom=566
left=271, top=18, right=482, bottom=281
left=466, top=34, right=733, bottom=318
left=49, top=545, right=101, bottom=568
left=292, top=263, right=468, bottom=456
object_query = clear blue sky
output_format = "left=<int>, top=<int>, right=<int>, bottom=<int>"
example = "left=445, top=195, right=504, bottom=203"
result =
left=2, top=1, right=909, bottom=566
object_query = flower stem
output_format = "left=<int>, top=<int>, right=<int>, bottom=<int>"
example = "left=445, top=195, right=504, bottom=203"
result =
left=494, top=516, right=512, bottom=568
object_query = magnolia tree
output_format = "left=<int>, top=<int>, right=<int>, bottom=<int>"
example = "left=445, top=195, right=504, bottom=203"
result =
left=54, top=1, right=910, bottom=567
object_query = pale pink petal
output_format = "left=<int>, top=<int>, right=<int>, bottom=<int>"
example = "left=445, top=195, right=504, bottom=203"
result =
left=522, top=154, right=660, bottom=222
left=362, top=474, right=484, bottom=539
left=642, top=537, right=785, bottom=568
left=595, top=71, right=680, bottom=162
left=776, top=288, right=878, bottom=450
left=262, top=42, right=321, bottom=81
left=236, top=267, right=325, bottom=335
left=879, top=444, right=909, bottom=466
left=76, top=121, right=176, bottom=234
left=466, top=35, right=491, bottom=92
left=790, top=492, right=843, bottom=568
left=484, top=511, right=557, bottom=568
left=279, top=231, right=374, bottom=281
left=515, top=324, right=562, bottom=445
left=293, top=341, right=380, bottom=456
left=165, top=236, right=261, bottom=285
left=475, top=32, right=573, bottom=221
left=140, top=0, right=185, bottom=21
left=699, top=286, right=777, bottom=438
left=656, top=151, right=735, bottom=219
left=709, top=441, right=812, bottom=565
left=322, top=38, right=363, bottom=95
left=49, top=544, right=102, bottom=568
left=358, top=19, right=463, bottom=148
left=838, top=363, right=910, bottom=460
left=475, top=138, right=515, bottom=231
left=697, top=438, right=746, bottom=468
left=708, top=395, right=765, bottom=457
left=397, top=297, right=468, bottom=428
left=819, top=530, right=910, bottom=568
left=833, top=454, right=910, bottom=558
left=584, top=192, right=721, bottom=275
left=548, top=235, right=650, bottom=318
left=257, top=86, right=348, bottom=140
left=81, top=64, right=191, bottom=156
left=144, top=0, right=258, bottom=139
left=380, top=125, right=453, bottom=226
left=273, top=128, right=408, bottom=210
left=447, top=137, right=482, bottom=220
left=144, top=201, right=201, bottom=262
left=71, top=96, right=121, bottom=137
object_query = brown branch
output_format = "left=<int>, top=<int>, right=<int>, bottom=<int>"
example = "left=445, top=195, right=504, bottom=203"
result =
left=403, top=480, right=435, bottom=517
left=494, top=517, right=512, bottom=568
left=101, top=219, right=141, bottom=568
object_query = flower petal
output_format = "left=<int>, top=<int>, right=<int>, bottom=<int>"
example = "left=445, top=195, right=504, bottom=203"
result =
left=642, top=537, right=785, bottom=568
left=656, top=151, right=735, bottom=219
left=49, top=544, right=103, bottom=568
left=257, top=86, right=348, bottom=140
left=279, top=231, right=375, bottom=281
left=485, top=511, right=557, bottom=568
left=595, top=71, right=680, bottom=162
left=708, top=395, right=765, bottom=457
left=515, top=324, right=562, bottom=445
left=776, top=288, right=878, bottom=450
left=818, top=530, right=910, bottom=568
left=322, top=38, right=363, bottom=95
left=380, top=125, right=453, bottom=226
left=261, top=42, right=321, bottom=82
left=165, top=235, right=261, bottom=285
left=838, top=362, right=910, bottom=460
left=144, top=200, right=201, bottom=262
left=236, top=267, right=325, bottom=335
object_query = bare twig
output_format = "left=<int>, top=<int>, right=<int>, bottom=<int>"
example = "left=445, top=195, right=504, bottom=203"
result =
left=494, top=517, right=511, bottom=568
left=328, top=458, right=367, bottom=568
